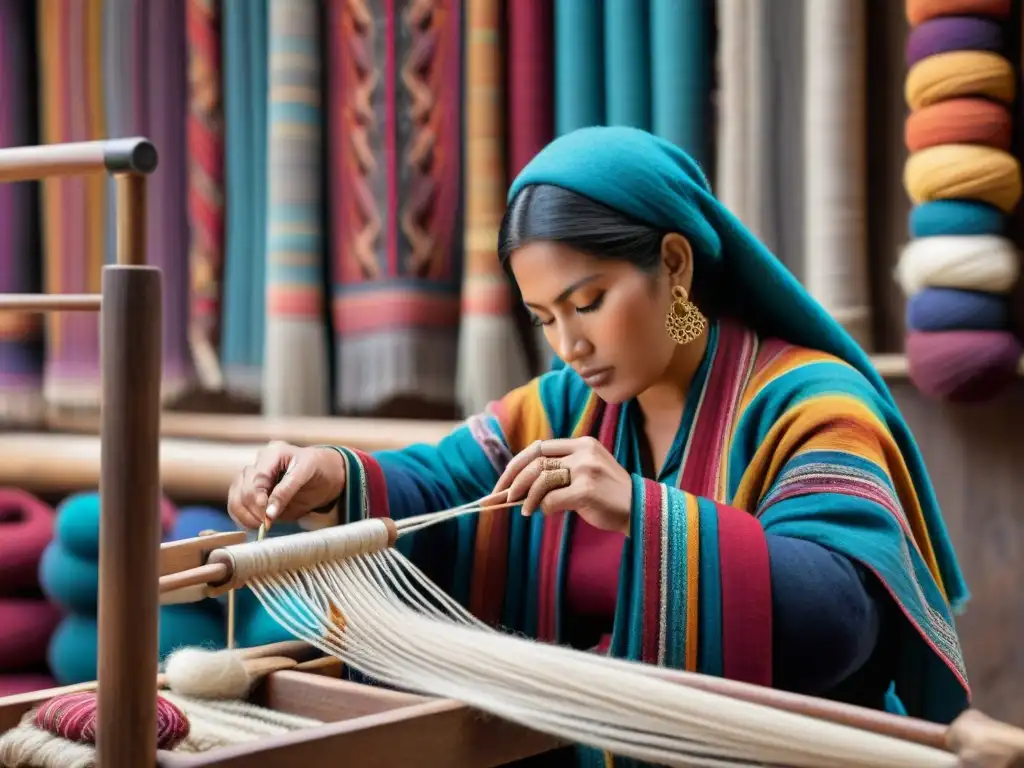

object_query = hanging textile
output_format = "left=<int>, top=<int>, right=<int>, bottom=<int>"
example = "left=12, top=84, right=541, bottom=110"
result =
left=554, top=0, right=603, bottom=136
left=144, top=0, right=194, bottom=396
left=37, top=0, right=107, bottom=407
left=507, top=0, right=555, bottom=375
left=803, top=0, right=873, bottom=351
left=650, top=0, right=713, bottom=172
left=328, top=0, right=463, bottom=414
left=186, top=0, right=226, bottom=392
left=220, top=0, right=269, bottom=399
left=603, top=0, right=650, bottom=130
left=263, top=0, right=330, bottom=416
left=0, top=1, right=43, bottom=424
left=456, top=0, right=531, bottom=415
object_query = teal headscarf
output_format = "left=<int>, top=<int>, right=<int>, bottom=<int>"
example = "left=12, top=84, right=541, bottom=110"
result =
left=507, top=125, right=969, bottom=612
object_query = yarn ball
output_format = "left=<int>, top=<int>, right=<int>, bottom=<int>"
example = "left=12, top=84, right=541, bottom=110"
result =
left=907, top=0, right=1011, bottom=26
left=159, top=603, right=227, bottom=656
left=169, top=506, right=236, bottom=541
left=0, top=488, right=54, bottom=596
left=895, top=234, right=1020, bottom=296
left=907, top=330, right=1022, bottom=403
left=0, top=673, right=56, bottom=697
left=909, top=199, right=1006, bottom=238
left=163, top=646, right=251, bottom=700
left=34, top=691, right=190, bottom=750
left=47, top=615, right=99, bottom=685
left=904, top=144, right=1022, bottom=214
left=54, top=491, right=176, bottom=559
left=0, top=600, right=61, bottom=671
left=905, top=98, right=1011, bottom=153
left=38, top=541, right=99, bottom=614
left=905, top=51, right=1015, bottom=111
left=47, top=605, right=227, bottom=685
left=906, top=287, right=1010, bottom=332
left=906, top=16, right=1003, bottom=67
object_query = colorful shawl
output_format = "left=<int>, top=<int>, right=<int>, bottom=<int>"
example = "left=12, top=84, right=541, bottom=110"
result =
left=508, top=126, right=968, bottom=617
left=330, top=317, right=968, bottom=766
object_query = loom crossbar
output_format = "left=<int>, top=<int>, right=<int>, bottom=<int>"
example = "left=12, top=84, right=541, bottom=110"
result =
left=0, top=138, right=160, bottom=768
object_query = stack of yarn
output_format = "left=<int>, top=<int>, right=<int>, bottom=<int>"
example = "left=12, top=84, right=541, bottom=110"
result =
left=900, top=0, right=1022, bottom=402
left=39, top=492, right=225, bottom=685
left=0, top=490, right=60, bottom=695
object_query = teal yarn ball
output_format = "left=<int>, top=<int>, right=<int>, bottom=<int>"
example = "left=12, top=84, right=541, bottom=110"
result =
left=53, top=493, right=103, bottom=560
left=909, top=200, right=1006, bottom=238
left=47, top=605, right=228, bottom=685
left=54, top=491, right=176, bottom=559
left=48, top=615, right=99, bottom=685
left=38, top=541, right=99, bottom=614
left=158, top=604, right=226, bottom=659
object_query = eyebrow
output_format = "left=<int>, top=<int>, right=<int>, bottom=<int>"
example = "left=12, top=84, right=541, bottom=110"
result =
left=523, top=274, right=601, bottom=310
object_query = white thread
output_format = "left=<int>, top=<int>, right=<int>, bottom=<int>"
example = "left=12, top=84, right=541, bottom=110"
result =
left=240, top=544, right=957, bottom=768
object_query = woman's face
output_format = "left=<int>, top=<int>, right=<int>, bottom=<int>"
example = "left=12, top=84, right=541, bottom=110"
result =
left=510, top=239, right=688, bottom=403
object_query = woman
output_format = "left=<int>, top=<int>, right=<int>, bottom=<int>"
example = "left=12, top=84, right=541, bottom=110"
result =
left=228, top=127, right=969, bottom=742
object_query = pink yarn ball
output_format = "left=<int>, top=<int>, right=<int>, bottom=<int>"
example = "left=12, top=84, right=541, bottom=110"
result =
left=0, top=489, right=54, bottom=595
left=906, top=330, right=1022, bottom=402
left=0, top=674, right=56, bottom=697
left=0, top=600, right=61, bottom=671
left=34, top=691, right=190, bottom=750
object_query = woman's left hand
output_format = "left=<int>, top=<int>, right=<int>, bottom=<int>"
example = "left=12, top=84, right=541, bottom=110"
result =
left=491, top=437, right=633, bottom=535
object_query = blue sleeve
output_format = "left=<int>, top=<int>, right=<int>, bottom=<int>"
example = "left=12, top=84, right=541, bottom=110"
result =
left=767, top=534, right=883, bottom=695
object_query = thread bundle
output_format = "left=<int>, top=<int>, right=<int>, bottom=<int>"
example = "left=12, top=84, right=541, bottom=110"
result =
left=900, top=0, right=1023, bottom=402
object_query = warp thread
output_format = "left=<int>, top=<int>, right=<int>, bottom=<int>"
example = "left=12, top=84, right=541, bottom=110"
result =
left=899, top=1, right=1023, bottom=403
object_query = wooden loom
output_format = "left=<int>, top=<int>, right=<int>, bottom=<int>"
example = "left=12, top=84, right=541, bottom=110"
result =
left=2, top=141, right=1024, bottom=768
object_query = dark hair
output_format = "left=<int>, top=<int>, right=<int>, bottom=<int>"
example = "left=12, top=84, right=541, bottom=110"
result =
left=497, top=184, right=722, bottom=313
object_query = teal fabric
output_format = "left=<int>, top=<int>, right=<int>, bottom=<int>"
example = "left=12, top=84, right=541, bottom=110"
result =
left=649, top=0, right=712, bottom=168
left=603, top=0, right=650, bottom=129
left=506, top=126, right=969, bottom=616
left=554, top=0, right=604, bottom=134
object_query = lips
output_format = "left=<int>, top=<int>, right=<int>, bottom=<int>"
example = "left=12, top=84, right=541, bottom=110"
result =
left=578, top=367, right=613, bottom=386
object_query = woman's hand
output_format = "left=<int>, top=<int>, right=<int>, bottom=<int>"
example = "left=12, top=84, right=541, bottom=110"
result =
left=491, top=437, right=632, bottom=535
left=227, top=441, right=347, bottom=529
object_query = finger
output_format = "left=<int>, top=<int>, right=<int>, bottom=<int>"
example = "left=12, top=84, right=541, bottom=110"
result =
left=506, top=457, right=546, bottom=505
left=537, top=485, right=576, bottom=516
left=266, top=456, right=312, bottom=520
left=236, top=466, right=270, bottom=527
left=492, top=440, right=543, bottom=494
left=227, top=476, right=261, bottom=529
left=536, top=438, right=592, bottom=457
left=522, top=468, right=571, bottom=517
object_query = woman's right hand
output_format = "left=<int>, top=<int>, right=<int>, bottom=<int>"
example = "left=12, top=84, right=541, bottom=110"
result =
left=227, top=441, right=347, bottom=529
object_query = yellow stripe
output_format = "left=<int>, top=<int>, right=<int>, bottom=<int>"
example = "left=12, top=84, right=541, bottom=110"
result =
left=684, top=493, right=700, bottom=671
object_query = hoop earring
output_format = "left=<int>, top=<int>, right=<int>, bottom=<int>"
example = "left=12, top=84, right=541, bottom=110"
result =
left=665, top=285, right=707, bottom=345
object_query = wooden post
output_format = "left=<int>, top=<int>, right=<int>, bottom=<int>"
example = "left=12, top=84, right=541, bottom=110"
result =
left=95, top=264, right=163, bottom=768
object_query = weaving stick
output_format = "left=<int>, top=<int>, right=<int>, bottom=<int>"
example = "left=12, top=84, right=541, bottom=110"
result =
left=0, top=137, right=161, bottom=768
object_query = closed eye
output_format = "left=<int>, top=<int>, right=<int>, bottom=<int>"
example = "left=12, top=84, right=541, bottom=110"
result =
left=576, top=293, right=605, bottom=314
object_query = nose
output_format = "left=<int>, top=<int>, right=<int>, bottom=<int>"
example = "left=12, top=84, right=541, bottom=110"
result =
left=554, top=322, right=592, bottom=364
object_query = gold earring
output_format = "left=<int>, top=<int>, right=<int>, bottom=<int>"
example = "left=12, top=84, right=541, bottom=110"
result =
left=665, top=285, right=707, bottom=345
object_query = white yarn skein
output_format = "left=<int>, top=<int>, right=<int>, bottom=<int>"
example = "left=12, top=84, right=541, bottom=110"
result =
left=164, top=647, right=253, bottom=700
left=895, top=234, right=1020, bottom=296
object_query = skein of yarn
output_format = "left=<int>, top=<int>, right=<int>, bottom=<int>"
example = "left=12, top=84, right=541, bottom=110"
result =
left=899, top=0, right=1022, bottom=404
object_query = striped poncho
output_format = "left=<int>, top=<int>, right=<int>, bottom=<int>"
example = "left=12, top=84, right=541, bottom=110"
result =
left=326, top=316, right=969, bottom=766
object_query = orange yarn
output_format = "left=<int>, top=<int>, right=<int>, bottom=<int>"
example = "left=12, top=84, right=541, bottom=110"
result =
left=904, top=144, right=1022, bottom=214
left=906, top=0, right=1011, bottom=26
left=905, top=98, right=1012, bottom=153
left=905, top=51, right=1015, bottom=110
